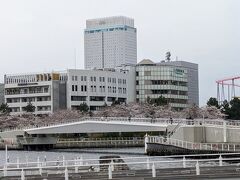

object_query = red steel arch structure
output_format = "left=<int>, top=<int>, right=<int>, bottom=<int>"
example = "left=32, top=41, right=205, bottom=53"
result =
left=216, top=76, right=240, bottom=104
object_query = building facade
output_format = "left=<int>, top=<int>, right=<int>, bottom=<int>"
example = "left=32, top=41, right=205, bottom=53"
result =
left=84, top=16, right=137, bottom=69
left=4, top=73, right=67, bottom=115
left=0, top=83, right=4, bottom=105
left=136, top=59, right=199, bottom=110
left=67, top=66, right=136, bottom=111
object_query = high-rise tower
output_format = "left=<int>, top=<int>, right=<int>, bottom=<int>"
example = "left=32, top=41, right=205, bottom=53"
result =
left=84, top=16, right=137, bottom=69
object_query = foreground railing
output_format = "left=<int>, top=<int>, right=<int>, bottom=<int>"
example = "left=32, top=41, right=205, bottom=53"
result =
left=2, top=153, right=240, bottom=179
left=148, top=136, right=240, bottom=152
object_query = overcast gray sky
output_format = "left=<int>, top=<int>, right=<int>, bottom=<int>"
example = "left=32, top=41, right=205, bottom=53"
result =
left=0, top=0, right=239, bottom=105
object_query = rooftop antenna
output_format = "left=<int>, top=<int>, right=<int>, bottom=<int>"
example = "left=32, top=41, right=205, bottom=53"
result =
left=166, top=52, right=171, bottom=62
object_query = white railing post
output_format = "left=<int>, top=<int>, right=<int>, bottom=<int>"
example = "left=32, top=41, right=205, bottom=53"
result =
left=219, top=155, right=223, bottom=166
left=17, top=157, right=20, bottom=168
left=5, top=144, right=8, bottom=166
left=111, top=159, right=114, bottom=171
left=108, top=165, right=112, bottom=179
left=74, top=158, right=78, bottom=173
left=39, top=164, right=42, bottom=175
left=183, top=156, right=186, bottom=168
left=21, top=169, right=25, bottom=180
left=152, top=163, right=156, bottom=178
left=196, top=161, right=200, bottom=175
left=234, top=144, right=236, bottom=151
left=147, top=158, right=150, bottom=169
left=3, top=164, right=7, bottom=177
left=223, top=121, right=227, bottom=143
left=228, top=144, right=230, bottom=151
left=144, top=134, right=149, bottom=154
left=37, top=156, right=40, bottom=168
left=63, top=155, right=65, bottom=166
left=65, top=167, right=69, bottom=180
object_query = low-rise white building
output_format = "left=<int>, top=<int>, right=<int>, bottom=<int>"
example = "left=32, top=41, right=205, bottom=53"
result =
left=67, top=65, right=135, bottom=111
left=3, top=65, right=136, bottom=114
left=4, top=72, right=67, bottom=115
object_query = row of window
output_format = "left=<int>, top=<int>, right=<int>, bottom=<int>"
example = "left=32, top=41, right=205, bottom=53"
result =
left=71, top=96, right=127, bottom=103
left=71, top=85, right=127, bottom=94
left=71, top=75, right=127, bottom=84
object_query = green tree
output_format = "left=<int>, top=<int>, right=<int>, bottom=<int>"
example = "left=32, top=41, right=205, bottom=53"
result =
left=221, top=100, right=230, bottom=117
left=24, top=102, right=35, bottom=112
left=146, top=96, right=152, bottom=104
left=79, top=102, right=89, bottom=113
left=207, top=97, right=220, bottom=108
left=0, top=103, right=10, bottom=114
left=228, top=98, right=240, bottom=120
left=154, top=96, right=168, bottom=106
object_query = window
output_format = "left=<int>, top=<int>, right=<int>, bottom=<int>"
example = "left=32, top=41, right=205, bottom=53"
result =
left=75, top=76, right=78, bottom=81
left=71, top=96, right=86, bottom=101
left=75, top=85, right=78, bottom=91
left=72, top=76, right=74, bottom=81
left=72, top=85, right=74, bottom=91
left=144, top=71, right=151, bottom=76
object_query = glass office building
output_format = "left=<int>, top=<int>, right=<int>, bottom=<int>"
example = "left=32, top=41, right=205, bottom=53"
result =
left=136, top=59, right=198, bottom=110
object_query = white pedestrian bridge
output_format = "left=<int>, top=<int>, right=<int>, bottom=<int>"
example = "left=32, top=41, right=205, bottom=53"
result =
left=1, top=117, right=240, bottom=145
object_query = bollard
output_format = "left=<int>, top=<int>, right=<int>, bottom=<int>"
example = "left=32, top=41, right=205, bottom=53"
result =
left=17, top=157, right=20, bottom=168
left=147, top=158, right=150, bottom=169
left=183, top=156, right=186, bottom=168
left=3, top=164, right=7, bottom=177
left=65, top=167, right=69, bottom=180
left=152, top=163, right=156, bottom=178
left=108, top=165, right=112, bottom=179
left=21, top=169, right=25, bottom=180
left=195, top=161, right=200, bottom=175
left=219, top=155, right=223, bottom=166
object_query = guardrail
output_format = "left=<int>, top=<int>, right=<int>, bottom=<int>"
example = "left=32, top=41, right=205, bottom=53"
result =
left=148, top=136, right=240, bottom=152
left=56, top=137, right=144, bottom=148
left=2, top=153, right=240, bottom=179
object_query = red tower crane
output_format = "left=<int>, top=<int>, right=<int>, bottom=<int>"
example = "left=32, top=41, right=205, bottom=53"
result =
left=216, top=76, right=240, bottom=104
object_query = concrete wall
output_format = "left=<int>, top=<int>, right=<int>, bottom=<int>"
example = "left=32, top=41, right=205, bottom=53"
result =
left=172, top=125, right=240, bottom=143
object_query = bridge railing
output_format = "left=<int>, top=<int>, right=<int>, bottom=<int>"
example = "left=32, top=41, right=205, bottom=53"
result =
left=1, top=117, right=240, bottom=133
left=148, top=136, right=240, bottom=152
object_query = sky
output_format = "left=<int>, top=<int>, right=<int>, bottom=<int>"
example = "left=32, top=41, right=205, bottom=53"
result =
left=0, top=0, right=239, bottom=106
